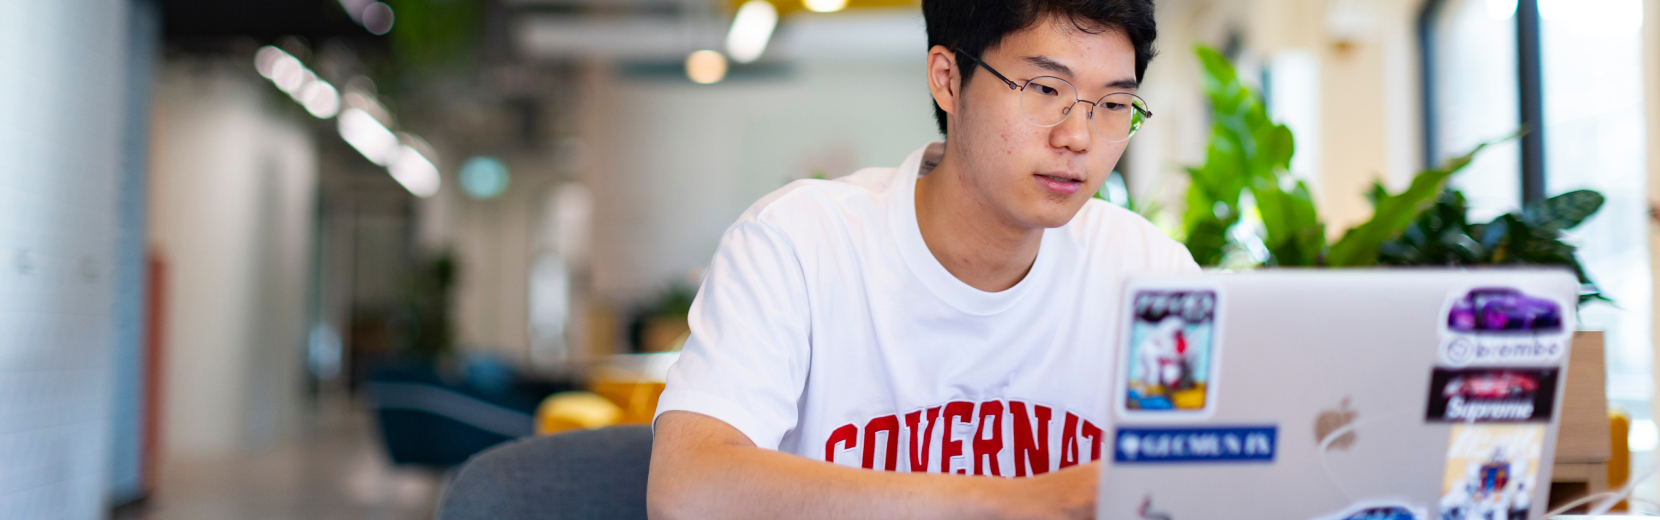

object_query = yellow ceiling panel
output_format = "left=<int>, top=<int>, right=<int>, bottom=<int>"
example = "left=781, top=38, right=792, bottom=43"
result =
left=725, top=0, right=920, bottom=17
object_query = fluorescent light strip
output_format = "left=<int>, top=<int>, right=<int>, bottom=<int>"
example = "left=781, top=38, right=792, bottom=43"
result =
left=389, top=145, right=442, bottom=198
left=338, top=108, right=400, bottom=166
left=726, top=0, right=778, bottom=64
left=258, top=46, right=439, bottom=198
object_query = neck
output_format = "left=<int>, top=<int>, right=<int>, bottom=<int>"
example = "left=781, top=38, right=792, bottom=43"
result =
left=914, top=145, right=1044, bottom=293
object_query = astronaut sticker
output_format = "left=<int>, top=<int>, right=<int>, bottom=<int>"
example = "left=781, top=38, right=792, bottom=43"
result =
left=1121, top=289, right=1219, bottom=416
left=1437, top=424, right=1544, bottom=520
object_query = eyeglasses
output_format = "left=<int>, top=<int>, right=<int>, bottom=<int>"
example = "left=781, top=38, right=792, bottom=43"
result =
left=953, top=48, right=1152, bottom=143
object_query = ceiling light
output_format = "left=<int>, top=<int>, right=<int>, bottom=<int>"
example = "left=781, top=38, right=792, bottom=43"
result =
left=254, top=46, right=288, bottom=78
left=300, top=81, right=340, bottom=119
left=804, top=0, right=848, bottom=13
left=338, top=108, right=400, bottom=165
left=362, top=2, right=395, bottom=35
left=291, top=70, right=318, bottom=95
left=338, top=0, right=372, bottom=22
left=459, top=157, right=511, bottom=200
left=270, top=55, right=306, bottom=93
left=726, top=0, right=778, bottom=64
left=389, top=146, right=441, bottom=198
left=685, top=50, right=729, bottom=84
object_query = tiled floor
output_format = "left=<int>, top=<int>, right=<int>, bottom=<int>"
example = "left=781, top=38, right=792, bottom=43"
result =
left=121, top=397, right=446, bottom=520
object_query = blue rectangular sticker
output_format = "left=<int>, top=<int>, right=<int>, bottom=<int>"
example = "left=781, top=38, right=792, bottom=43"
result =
left=1113, top=426, right=1277, bottom=464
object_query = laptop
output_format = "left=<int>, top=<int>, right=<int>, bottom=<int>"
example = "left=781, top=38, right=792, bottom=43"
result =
left=1097, top=269, right=1579, bottom=520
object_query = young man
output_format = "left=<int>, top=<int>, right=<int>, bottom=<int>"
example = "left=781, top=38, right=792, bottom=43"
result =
left=648, top=0, right=1194, bottom=518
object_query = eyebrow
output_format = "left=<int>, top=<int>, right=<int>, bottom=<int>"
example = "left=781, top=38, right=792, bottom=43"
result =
left=1020, top=55, right=1140, bottom=90
left=1021, top=55, right=1075, bottom=77
left=1105, top=78, right=1140, bottom=90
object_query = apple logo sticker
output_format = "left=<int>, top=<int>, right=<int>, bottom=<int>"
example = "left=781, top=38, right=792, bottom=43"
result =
left=1316, top=397, right=1358, bottom=451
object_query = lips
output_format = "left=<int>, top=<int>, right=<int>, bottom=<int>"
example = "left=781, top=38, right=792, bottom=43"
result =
left=1034, top=172, right=1084, bottom=195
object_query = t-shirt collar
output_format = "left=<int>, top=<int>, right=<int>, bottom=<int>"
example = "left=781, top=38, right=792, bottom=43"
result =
left=888, top=141, right=1057, bottom=316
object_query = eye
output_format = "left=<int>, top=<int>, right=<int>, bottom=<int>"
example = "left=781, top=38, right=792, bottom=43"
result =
left=1102, top=101, right=1129, bottom=112
left=1032, top=83, right=1060, bottom=96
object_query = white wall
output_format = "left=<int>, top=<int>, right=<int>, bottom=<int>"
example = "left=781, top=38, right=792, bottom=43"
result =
left=449, top=168, right=539, bottom=360
left=150, top=62, right=317, bottom=457
left=1130, top=0, right=1424, bottom=235
left=0, top=0, right=131, bottom=517
left=578, top=58, right=940, bottom=312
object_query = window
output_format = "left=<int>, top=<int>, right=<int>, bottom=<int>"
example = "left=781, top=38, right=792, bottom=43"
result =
left=1429, top=0, right=1522, bottom=222
left=1424, top=0, right=1654, bottom=452
left=1538, top=0, right=1651, bottom=422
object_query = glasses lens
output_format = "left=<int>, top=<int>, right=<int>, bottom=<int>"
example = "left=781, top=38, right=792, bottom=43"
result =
left=1092, top=93, right=1148, bottom=142
left=1019, top=76, right=1077, bottom=127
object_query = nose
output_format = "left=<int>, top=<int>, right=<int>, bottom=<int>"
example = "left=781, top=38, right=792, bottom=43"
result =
left=1048, top=100, right=1091, bottom=153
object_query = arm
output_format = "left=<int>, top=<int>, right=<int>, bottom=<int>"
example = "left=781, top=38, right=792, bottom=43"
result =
left=647, top=411, right=1100, bottom=520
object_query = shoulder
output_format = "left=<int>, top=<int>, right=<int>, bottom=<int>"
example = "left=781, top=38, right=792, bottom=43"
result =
left=736, top=167, right=898, bottom=228
left=1066, top=198, right=1199, bottom=273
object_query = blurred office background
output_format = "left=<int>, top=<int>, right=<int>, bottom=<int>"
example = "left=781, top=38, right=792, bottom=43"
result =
left=1, top=0, right=1657, bottom=517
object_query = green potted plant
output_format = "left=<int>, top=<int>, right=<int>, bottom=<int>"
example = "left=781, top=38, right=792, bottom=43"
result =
left=1172, top=46, right=1606, bottom=301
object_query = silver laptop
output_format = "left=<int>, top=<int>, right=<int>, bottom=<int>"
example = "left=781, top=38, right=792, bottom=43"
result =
left=1098, top=269, right=1579, bottom=520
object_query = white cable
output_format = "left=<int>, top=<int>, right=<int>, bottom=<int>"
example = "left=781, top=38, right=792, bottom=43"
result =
left=1547, top=452, right=1660, bottom=518
left=1312, top=409, right=1660, bottom=518
left=1315, top=409, right=1416, bottom=502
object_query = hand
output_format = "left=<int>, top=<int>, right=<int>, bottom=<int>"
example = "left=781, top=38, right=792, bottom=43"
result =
left=989, top=461, right=1099, bottom=520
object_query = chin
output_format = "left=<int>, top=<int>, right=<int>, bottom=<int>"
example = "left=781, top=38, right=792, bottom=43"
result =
left=1019, top=203, right=1087, bottom=229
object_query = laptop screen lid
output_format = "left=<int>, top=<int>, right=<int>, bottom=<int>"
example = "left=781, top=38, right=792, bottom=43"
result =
left=1097, top=269, right=1579, bottom=520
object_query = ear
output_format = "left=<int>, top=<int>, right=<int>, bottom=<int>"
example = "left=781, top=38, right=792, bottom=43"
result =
left=926, top=45, right=960, bottom=123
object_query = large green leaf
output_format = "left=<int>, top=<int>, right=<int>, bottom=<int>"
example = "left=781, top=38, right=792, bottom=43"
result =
left=1184, top=46, right=1302, bottom=266
left=1326, top=138, right=1507, bottom=266
left=1252, top=178, right=1326, bottom=266
left=1522, top=190, right=1605, bottom=231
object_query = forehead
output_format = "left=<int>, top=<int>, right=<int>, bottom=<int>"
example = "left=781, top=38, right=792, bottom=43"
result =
left=987, top=16, right=1136, bottom=78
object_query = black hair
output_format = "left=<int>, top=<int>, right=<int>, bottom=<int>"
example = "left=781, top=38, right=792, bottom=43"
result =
left=922, top=0, right=1158, bottom=136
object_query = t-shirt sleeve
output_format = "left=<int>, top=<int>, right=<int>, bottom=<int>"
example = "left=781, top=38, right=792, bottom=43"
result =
left=1164, top=238, right=1202, bottom=274
left=654, top=218, right=811, bottom=449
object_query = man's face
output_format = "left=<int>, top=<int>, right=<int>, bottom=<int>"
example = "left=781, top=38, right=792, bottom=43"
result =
left=944, top=18, right=1139, bottom=229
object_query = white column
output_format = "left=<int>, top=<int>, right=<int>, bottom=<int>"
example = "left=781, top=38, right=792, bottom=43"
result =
left=0, top=0, right=131, bottom=517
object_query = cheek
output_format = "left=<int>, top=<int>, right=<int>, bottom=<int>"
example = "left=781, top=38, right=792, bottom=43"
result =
left=1093, top=141, right=1129, bottom=174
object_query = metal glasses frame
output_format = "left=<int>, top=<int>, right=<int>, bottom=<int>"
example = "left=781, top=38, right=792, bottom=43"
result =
left=951, top=47, right=1153, bottom=140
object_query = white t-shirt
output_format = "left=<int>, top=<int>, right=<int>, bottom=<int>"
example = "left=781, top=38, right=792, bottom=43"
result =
left=656, top=141, right=1200, bottom=477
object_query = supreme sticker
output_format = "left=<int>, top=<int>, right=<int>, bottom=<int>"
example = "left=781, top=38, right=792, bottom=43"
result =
left=1425, top=368, right=1558, bottom=423
left=1112, top=425, right=1276, bottom=464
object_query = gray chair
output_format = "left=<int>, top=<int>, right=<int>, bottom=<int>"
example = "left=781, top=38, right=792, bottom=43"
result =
left=438, top=425, right=654, bottom=520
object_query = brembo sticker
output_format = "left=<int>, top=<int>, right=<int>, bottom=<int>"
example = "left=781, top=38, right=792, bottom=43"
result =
left=1437, top=287, right=1570, bottom=367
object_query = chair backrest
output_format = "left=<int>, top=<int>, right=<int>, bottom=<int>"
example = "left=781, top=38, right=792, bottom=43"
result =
left=438, top=425, right=654, bottom=520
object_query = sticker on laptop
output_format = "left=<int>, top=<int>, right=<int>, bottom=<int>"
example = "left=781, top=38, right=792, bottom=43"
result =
left=1426, top=367, right=1558, bottom=423
left=1112, top=425, right=1276, bottom=464
left=1437, top=424, right=1543, bottom=520
left=1119, top=288, right=1221, bottom=417
left=1310, top=501, right=1426, bottom=520
left=1437, top=287, right=1571, bottom=367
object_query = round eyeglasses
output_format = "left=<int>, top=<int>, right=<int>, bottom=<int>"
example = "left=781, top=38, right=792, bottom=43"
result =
left=953, top=48, right=1152, bottom=143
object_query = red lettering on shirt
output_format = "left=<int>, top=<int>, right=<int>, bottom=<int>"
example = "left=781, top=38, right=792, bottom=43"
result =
left=1009, top=402, right=1051, bottom=477
left=973, top=401, right=1004, bottom=476
left=825, top=400, right=1099, bottom=477
left=825, top=423, right=858, bottom=463
left=1081, top=419, right=1103, bottom=462
left=905, top=407, right=941, bottom=473
left=940, top=401, right=974, bottom=475
left=1059, top=412, right=1082, bottom=469
left=861, top=414, right=900, bottom=471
